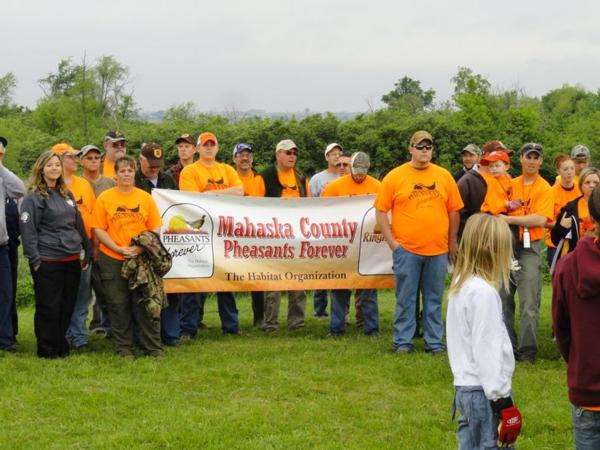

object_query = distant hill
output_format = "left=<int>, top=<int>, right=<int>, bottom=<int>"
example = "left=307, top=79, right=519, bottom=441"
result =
left=138, top=109, right=363, bottom=123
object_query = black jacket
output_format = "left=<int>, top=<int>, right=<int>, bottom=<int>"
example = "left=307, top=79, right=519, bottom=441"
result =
left=259, top=165, right=307, bottom=198
left=551, top=196, right=583, bottom=251
left=20, top=188, right=91, bottom=267
left=457, top=170, right=487, bottom=238
left=453, top=167, right=468, bottom=182
left=135, top=170, right=177, bottom=194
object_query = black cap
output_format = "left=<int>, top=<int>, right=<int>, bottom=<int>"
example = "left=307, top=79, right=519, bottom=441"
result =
left=521, top=142, right=543, bottom=156
left=104, top=130, right=126, bottom=142
left=175, top=134, right=195, bottom=146
left=140, top=142, right=164, bottom=167
left=0, top=136, right=7, bottom=147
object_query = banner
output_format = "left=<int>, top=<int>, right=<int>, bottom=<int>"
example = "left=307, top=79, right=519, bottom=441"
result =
left=152, top=189, right=395, bottom=293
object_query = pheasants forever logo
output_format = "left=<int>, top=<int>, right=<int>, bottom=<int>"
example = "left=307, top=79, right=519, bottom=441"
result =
left=162, top=212, right=211, bottom=247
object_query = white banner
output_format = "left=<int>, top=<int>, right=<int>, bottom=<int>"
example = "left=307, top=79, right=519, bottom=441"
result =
left=152, top=189, right=394, bottom=292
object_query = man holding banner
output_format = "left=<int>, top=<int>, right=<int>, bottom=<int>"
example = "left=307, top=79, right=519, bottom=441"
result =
left=179, top=132, right=243, bottom=335
left=322, top=152, right=380, bottom=336
left=375, top=131, right=463, bottom=354
left=257, top=139, right=309, bottom=332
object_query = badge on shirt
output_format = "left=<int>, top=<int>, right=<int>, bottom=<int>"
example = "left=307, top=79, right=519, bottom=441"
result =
left=66, top=199, right=75, bottom=207
left=20, top=212, right=30, bottom=223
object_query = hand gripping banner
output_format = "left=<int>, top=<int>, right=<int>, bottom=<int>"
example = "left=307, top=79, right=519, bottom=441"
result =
left=152, top=189, right=394, bottom=292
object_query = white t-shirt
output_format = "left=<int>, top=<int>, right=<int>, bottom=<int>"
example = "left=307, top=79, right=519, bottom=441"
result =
left=446, top=275, right=514, bottom=400
left=309, top=170, right=339, bottom=197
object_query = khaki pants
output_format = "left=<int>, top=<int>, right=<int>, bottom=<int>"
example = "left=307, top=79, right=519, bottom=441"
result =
left=97, top=252, right=163, bottom=356
left=500, top=240, right=543, bottom=361
left=263, top=290, right=306, bottom=331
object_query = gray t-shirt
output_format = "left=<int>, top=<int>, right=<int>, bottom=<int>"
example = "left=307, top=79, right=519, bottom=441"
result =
left=309, top=170, right=339, bottom=197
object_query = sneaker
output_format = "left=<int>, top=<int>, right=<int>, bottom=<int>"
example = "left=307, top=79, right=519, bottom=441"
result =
left=313, top=313, right=328, bottom=318
left=180, top=334, right=193, bottom=342
left=1, top=344, right=17, bottom=353
left=198, top=322, right=209, bottom=330
left=428, top=348, right=447, bottom=356
left=394, top=347, right=415, bottom=354
left=90, top=328, right=107, bottom=337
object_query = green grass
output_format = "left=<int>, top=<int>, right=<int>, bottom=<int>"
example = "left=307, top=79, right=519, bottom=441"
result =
left=1, top=286, right=572, bottom=449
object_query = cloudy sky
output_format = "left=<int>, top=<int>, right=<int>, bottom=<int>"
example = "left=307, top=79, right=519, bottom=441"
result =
left=3, top=0, right=599, bottom=113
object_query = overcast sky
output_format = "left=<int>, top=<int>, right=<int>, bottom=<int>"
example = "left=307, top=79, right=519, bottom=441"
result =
left=3, top=0, right=599, bottom=113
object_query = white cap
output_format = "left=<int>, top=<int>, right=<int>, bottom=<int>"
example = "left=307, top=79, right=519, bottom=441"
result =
left=325, top=143, right=343, bottom=157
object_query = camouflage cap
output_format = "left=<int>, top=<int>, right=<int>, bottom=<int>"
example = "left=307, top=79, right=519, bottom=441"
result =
left=350, top=151, right=371, bottom=175
left=104, top=130, right=126, bottom=142
left=409, top=130, right=433, bottom=147
left=571, top=144, right=590, bottom=159
left=461, top=143, right=481, bottom=156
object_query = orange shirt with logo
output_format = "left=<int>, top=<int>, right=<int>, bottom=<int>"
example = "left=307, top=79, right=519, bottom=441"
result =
left=546, top=182, right=582, bottom=247
left=255, top=168, right=311, bottom=198
left=179, top=160, right=242, bottom=192
left=238, top=171, right=265, bottom=197
left=66, top=175, right=96, bottom=238
left=322, top=174, right=381, bottom=197
left=374, top=163, right=464, bottom=256
left=480, top=173, right=512, bottom=216
left=578, top=197, right=595, bottom=235
left=92, top=187, right=162, bottom=260
left=508, top=175, right=553, bottom=242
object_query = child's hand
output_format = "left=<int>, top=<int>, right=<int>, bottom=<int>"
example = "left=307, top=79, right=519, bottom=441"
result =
left=559, top=212, right=573, bottom=229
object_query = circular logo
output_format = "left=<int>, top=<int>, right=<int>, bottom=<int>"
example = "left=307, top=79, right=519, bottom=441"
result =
left=66, top=199, right=75, bottom=207
left=20, top=211, right=30, bottom=223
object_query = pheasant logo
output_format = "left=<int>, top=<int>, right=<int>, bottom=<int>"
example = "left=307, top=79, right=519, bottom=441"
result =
left=167, top=214, right=207, bottom=234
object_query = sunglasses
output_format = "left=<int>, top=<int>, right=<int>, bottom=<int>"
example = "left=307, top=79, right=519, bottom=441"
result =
left=112, top=141, right=126, bottom=148
left=283, top=149, right=298, bottom=156
left=414, top=144, right=433, bottom=151
left=336, top=162, right=349, bottom=168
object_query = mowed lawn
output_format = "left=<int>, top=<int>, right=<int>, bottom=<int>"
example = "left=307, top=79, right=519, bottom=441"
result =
left=1, top=284, right=572, bottom=449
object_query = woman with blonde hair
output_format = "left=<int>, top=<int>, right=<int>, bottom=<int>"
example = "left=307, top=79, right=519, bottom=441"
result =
left=447, top=213, right=522, bottom=449
left=20, top=150, right=91, bottom=358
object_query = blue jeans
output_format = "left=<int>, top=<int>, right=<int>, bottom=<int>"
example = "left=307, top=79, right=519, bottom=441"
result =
left=454, top=386, right=506, bottom=450
left=330, top=289, right=378, bottom=335
left=179, top=292, right=206, bottom=338
left=217, top=292, right=239, bottom=334
left=161, top=294, right=181, bottom=345
left=392, top=245, right=447, bottom=351
left=313, top=290, right=329, bottom=316
left=66, top=263, right=92, bottom=348
left=573, top=405, right=600, bottom=450
left=0, top=245, right=14, bottom=349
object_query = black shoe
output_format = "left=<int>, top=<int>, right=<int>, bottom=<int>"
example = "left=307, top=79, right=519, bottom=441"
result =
left=1, top=344, right=17, bottom=353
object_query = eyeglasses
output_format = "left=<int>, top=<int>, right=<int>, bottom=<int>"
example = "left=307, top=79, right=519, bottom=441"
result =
left=112, top=141, right=126, bottom=148
left=336, top=163, right=349, bottom=168
left=283, top=149, right=298, bottom=156
left=414, top=144, right=433, bottom=151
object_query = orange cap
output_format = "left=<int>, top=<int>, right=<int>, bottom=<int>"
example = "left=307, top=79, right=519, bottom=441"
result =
left=481, top=150, right=510, bottom=165
left=51, top=143, right=77, bottom=156
left=198, top=132, right=218, bottom=146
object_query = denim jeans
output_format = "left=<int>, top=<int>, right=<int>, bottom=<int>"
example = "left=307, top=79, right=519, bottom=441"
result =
left=217, top=292, right=239, bottom=334
left=392, top=245, right=447, bottom=351
left=161, top=293, right=181, bottom=345
left=0, top=245, right=14, bottom=349
left=66, top=264, right=92, bottom=348
left=313, top=290, right=329, bottom=316
left=572, top=405, right=600, bottom=450
left=454, top=386, right=507, bottom=450
left=330, top=289, right=378, bottom=335
left=179, top=292, right=206, bottom=338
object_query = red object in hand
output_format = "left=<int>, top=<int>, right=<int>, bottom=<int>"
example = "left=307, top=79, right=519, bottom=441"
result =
left=498, top=405, right=522, bottom=446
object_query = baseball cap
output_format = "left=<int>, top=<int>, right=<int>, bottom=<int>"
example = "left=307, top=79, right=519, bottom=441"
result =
left=482, top=140, right=513, bottom=156
left=521, top=142, right=543, bottom=156
left=276, top=139, right=297, bottom=152
left=175, top=134, right=195, bottom=146
left=481, top=150, right=510, bottom=166
left=233, top=143, right=253, bottom=158
left=198, top=132, right=217, bottom=146
left=0, top=136, right=7, bottom=147
left=409, top=130, right=433, bottom=147
left=141, top=142, right=164, bottom=167
left=51, top=143, right=77, bottom=156
left=78, top=144, right=102, bottom=158
left=350, top=152, right=370, bottom=175
left=461, top=144, right=481, bottom=157
left=325, top=143, right=343, bottom=157
left=104, top=130, right=126, bottom=142
left=571, top=144, right=590, bottom=159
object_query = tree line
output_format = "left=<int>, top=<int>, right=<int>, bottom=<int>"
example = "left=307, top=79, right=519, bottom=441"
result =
left=1, top=57, right=599, bottom=181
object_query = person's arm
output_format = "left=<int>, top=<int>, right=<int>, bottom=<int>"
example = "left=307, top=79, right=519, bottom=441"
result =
left=552, top=263, right=571, bottom=362
left=499, top=213, right=547, bottom=228
left=205, top=185, right=243, bottom=196
left=93, top=228, right=139, bottom=258
left=448, top=210, right=460, bottom=263
left=19, top=195, right=42, bottom=269
left=0, top=165, right=26, bottom=199
left=375, top=209, right=398, bottom=251
left=550, top=207, right=573, bottom=246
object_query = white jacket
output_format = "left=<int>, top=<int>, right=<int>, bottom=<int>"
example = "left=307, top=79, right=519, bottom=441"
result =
left=446, top=275, right=515, bottom=400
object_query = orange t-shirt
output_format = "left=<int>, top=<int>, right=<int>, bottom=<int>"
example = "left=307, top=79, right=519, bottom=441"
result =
left=481, top=173, right=513, bottom=216
left=322, top=174, right=381, bottom=197
left=374, top=163, right=464, bottom=256
left=102, top=159, right=116, bottom=179
left=508, top=175, right=553, bottom=242
left=255, top=169, right=311, bottom=198
left=546, top=183, right=582, bottom=247
left=66, top=175, right=96, bottom=238
left=578, top=197, right=595, bottom=235
left=238, top=171, right=265, bottom=197
left=92, top=187, right=162, bottom=260
left=179, top=160, right=242, bottom=192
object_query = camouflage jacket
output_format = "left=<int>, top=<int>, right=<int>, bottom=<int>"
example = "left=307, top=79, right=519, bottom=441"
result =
left=121, top=231, right=172, bottom=320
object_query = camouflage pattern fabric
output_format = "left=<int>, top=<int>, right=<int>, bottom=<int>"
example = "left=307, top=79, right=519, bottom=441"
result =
left=121, top=231, right=172, bottom=320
